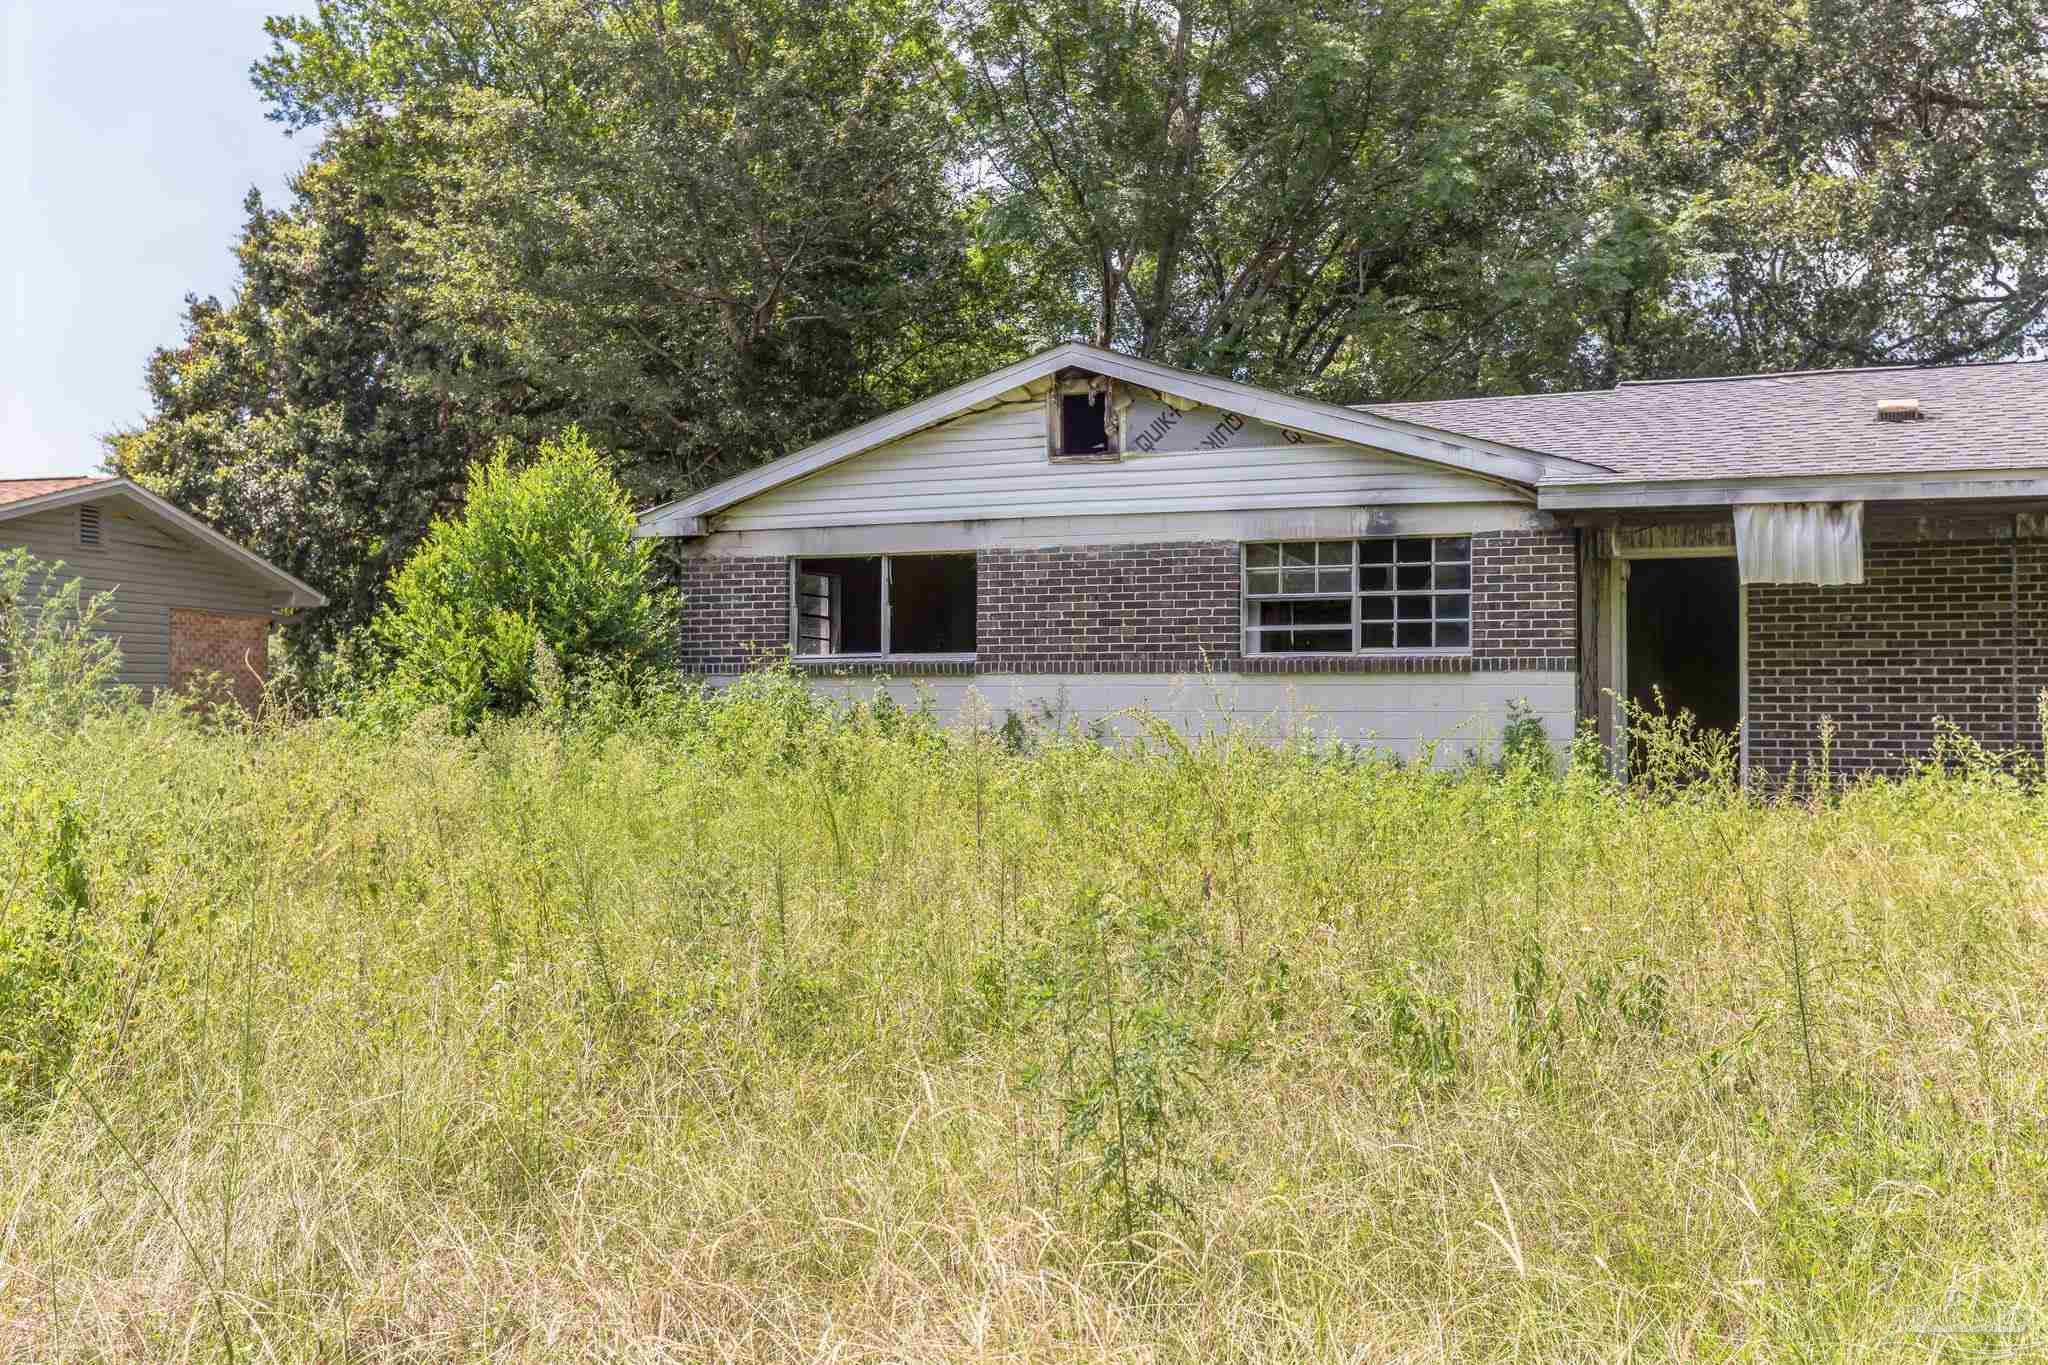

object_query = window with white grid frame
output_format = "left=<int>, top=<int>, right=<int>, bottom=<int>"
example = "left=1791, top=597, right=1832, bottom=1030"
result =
left=1243, top=537, right=1472, bottom=654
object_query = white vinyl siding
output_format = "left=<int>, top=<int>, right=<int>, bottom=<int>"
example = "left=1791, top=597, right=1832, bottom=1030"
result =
left=2, top=502, right=282, bottom=691
left=717, top=402, right=1521, bottom=532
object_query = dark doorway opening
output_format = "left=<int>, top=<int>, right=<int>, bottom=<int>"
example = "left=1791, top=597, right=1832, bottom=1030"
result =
left=1626, top=556, right=1740, bottom=744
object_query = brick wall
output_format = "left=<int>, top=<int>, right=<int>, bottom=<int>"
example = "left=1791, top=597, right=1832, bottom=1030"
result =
left=170, top=608, right=270, bottom=712
left=678, top=555, right=788, bottom=672
left=977, top=542, right=1241, bottom=672
left=1747, top=539, right=2026, bottom=778
left=1472, top=528, right=1579, bottom=670
left=676, top=531, right=1581, bottom=677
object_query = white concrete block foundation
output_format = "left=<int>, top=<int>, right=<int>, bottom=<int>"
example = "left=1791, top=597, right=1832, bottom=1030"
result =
left=792, top=670, right=1578, bottom=764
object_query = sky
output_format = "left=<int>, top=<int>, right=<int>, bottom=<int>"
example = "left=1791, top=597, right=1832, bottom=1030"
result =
left=2, top=0, right=312, bottom=479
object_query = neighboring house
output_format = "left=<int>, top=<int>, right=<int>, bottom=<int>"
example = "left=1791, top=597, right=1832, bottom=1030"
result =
left=637, top=342, right=2048, bottom=778
left=0, top=477, right=325, bottom=709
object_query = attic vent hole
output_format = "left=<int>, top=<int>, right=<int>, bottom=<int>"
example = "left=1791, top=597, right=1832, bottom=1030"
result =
left=1060, top=392, right=1110, bottom=455
left=78, top=504, right=102, bottom=548
left=1877, top=398, right=1923, bottom=422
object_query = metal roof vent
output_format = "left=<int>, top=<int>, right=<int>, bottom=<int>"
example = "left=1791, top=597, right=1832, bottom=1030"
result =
left=1877, top=398, right=1922, bottom=422
left=77, top=503, right=102, bottom=547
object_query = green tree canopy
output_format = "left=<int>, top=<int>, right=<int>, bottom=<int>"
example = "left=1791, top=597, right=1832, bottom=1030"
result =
left=109, top=155, right=541, bottom=656
left=252, top=0, right=1035, bottom=498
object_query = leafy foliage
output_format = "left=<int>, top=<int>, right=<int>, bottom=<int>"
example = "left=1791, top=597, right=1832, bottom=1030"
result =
left=954, top=0, right=1636, bottom=396
left=108, top=160, right=521, bottom=659
left=0, top=794, right=107, bottom=1119
left=0, top=550, right=126, bottom=727
left=252, top=0, right=1034, bottom=498
left=369, top=429, right=674, bottom=726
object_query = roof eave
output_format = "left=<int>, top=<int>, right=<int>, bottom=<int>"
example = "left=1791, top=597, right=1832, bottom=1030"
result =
left=1539, top=467, right=2048, bottom=511
left=0, top=479, right=329, bottom=608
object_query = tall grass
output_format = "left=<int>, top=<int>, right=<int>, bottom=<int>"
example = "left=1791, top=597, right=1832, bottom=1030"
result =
left=1, top=674, right=2044, bottom=1361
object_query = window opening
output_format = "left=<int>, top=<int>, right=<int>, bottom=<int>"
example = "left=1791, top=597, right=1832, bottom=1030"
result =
left=1244, top=536, right=1472, bottom=654
left=1361, top=536, right=1471, bottom=649
left=795, top=571, right=842, bottom=654
left=1060, top=392, right=1110, bottom=455
left=887, top=554, right=977, bottom=654
left=793, top=557, right=881, bottom=655
left=793, top=553, right=975, bottom=657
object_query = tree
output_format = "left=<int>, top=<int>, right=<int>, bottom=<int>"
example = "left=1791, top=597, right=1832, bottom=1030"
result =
left=951, top=0, right=1640, bottom=398
left=251, top=0, right=1035, bottom=500
left=372, top=429, right=674, bottom=726
left=109, top=151, right=544, bottom=657
left=1623, top=0, right=2048, bottom=371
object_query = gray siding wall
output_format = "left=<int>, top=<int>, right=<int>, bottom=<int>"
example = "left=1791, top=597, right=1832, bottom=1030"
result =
left=2, top=500, right=282, bottom=691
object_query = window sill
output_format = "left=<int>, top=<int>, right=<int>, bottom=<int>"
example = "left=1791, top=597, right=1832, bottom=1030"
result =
left=1047, top=452, right=1122, bottom=465
left=792, top=655, right=978, bottom=678
left=1239, top=653, right=1476, bottom=675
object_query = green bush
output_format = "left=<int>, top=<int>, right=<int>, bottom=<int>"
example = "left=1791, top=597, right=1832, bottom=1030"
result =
left=0, top=548, right=126, bottom=726
left=368, top=429, right=674, bottom=727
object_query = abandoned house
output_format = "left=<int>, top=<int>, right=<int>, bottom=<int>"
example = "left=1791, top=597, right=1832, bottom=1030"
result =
left=636, top=343, right=2048, bottom=779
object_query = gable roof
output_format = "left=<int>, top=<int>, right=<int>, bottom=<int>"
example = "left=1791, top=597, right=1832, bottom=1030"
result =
left=0, top=477, right=327, bottom=608
left=1360, top=361, right=2048, bottom=502
left=0, top=476, right=107, bottom=506
left=637, top=343, right=1612, bottom=535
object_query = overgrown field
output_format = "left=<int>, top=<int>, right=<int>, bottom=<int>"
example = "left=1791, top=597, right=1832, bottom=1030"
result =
left=2, top=678, right=2044, bottom=1362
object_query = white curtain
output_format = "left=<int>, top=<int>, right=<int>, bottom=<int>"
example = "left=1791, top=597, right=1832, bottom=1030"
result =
left=1733, top=502, right=1865, bottom=586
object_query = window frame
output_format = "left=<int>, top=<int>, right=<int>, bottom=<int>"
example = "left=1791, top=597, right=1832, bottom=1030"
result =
left=1046, top=376, right=1123, bottom=462
left=788, top=552, right=979, bottom=662
left=1241, top=536, right=1475, bottom=657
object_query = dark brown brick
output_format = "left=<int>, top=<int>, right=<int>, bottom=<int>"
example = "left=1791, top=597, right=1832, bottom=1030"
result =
left=1747, top=538, right=2039, bottom=778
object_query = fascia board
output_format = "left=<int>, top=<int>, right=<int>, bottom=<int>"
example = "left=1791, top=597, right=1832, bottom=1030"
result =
left=0, top=480, right=329, bottom=607
left=1540, top=469, right=2048, bottom=511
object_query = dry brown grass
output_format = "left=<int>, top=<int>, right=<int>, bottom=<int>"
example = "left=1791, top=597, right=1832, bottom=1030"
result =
left=1, top=678, right=2044, bottom=1361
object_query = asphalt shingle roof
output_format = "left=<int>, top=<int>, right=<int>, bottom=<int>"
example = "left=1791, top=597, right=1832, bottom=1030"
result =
left=0, top=476, right=105, bottom=506
left=1357, top=362, right=2048, bottom=485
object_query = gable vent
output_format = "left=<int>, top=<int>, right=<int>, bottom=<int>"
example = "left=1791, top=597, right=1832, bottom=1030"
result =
left=77, top=503, right=102, bottom=547
left=1877, top=398, right=1922, bottom=422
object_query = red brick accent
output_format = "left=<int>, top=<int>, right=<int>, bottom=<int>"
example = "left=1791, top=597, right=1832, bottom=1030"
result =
left=678, top=555, right=789, bottom=673
left=1472, top=528, right=1578, bottom=670
left=170, top=608, right=270, bottom=712
left=1747, top=539, right=2028, bottom=778
left=976, top=542, right=1241, bottom=673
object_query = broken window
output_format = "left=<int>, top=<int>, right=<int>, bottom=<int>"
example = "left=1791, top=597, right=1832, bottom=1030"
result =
left=1059, top=392, right=1111, bottom=455
left=795, top=557, right=882, bottom=655
left=1244, top=541, right=1354, bottom=653
left=1243, top=537, right=1473, bottom=654
left=792, top=554, right=976, bottom=657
